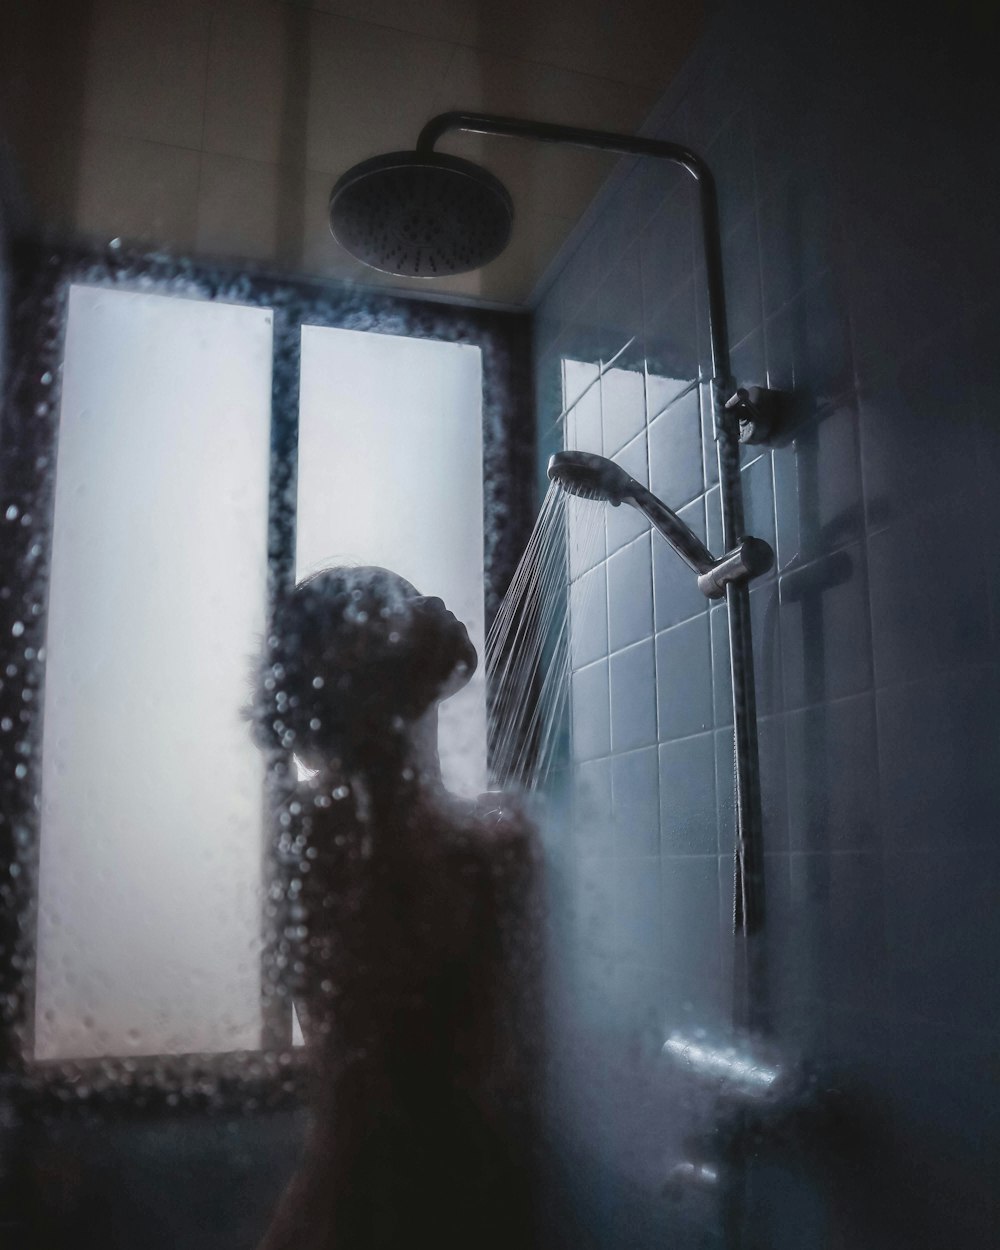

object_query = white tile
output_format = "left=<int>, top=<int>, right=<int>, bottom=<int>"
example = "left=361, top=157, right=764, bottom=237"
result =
left=76, top=132, right=201, bottom=249
left=296, top=0, right=469, bottom=42
left=429, top=125, right=613, bottom=225
left=607, top=533, right=653, bottom=653
left=454, top=0, right=699, bottom=93
left=430, top=45, right=653, bottom=219
left=563, top=359, right=600, bottom=418
left=648, top=386, right=704, bottom=508
left=569, top=370, right=602, bottom=453
left=570, top=562, right=608, bottom=670
left=83, top=0, right=210, bottom=149
left=197, top=152, right=301, bottom=263
left=655, top=616, right=713, bottom=741
left=433, top=43, right=653, bottom=135
left=563, top=405, right=578, bottom=451
left=446, top=208, right=570, bottom=304
left=571, top=658, right=611, bottom=761
left=573, top=756, right=613, bottom=854
left=305, top=15, right=455, bottom=175
left=601, top=362, right=646, bottom=457
left=610, top=638, right=656, bottom=752
left=203, top=0, right=292, bottom=165
left=612, top=746, right=659, bottom=856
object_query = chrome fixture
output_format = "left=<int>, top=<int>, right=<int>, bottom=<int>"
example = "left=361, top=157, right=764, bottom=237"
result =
left=662, top=1031, right=797, bottom=1106
left=331, top=110, right=778, bottom=1036
left=329, top=150, right=513, bottom=277
left=547, top=450, right=773, bottom=599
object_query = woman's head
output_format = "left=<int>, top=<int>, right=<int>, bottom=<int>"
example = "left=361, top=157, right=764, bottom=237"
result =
left=255, top=566, right=477, bottom=768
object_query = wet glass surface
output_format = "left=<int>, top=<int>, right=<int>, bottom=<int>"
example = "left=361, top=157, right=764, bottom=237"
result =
left=0, top=251, right=536, bottom=1249
left=2, top=1, right=999, bottom=1245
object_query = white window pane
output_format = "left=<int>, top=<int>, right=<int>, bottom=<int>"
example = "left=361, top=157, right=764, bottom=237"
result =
left=296, top=326, right=486, bottom=797
left=35, top=285, right=273, bottom=1060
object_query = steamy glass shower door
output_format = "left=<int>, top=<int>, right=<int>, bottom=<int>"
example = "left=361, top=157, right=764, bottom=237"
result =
left=35, top=285, right=274, bottom=1061
left=2, top=251, right=531, bottom=1249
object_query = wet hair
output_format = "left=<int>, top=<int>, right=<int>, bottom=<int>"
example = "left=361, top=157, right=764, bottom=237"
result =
left=252, top=566, right=476, bottom=767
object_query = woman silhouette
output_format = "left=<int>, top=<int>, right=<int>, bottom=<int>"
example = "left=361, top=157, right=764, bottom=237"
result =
left=253, top=567, right=540, bottom=1250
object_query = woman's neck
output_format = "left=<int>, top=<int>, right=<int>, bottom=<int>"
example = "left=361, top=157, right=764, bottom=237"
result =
left=310, top=706, right=446, bottom=807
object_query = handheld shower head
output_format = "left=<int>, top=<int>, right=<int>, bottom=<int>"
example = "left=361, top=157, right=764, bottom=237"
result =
left=329, top=150, right=514, bottom=277
left=546, top=449, right=636, bottom=505
left=548, top=451, right=773, bottom=598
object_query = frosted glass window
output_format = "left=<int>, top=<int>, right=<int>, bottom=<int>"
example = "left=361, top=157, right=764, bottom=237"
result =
left=297, top=326, right=486, bottom=797
left=34, top=286, right=273, bottom=1061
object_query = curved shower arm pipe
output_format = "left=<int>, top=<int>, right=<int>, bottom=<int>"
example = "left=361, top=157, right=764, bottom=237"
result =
left=623, top=482, right=773, bottom=599
left=629, top=482, right=717, bottom=575
left=420, top=110, right=767, bottom=1032
left=417, top=111, right=732, bottom=406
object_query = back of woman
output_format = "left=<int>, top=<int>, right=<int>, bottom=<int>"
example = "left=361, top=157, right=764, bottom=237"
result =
left=253, top=568, right=542, bottom=1250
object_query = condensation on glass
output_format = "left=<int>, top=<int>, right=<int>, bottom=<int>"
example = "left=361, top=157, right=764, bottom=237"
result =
left=32, top=292, right=488, bottom=1064
left=296, top=325, right=486, bottom=797
left=34, top=285, right=274, bottom=1061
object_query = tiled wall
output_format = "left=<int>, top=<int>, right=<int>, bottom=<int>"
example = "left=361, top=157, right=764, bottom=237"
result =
left=534, top=1, right=999, bottom=1245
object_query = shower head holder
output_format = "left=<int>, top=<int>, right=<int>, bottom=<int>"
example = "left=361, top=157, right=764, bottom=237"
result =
left=726, top=386, right=783, bottom=446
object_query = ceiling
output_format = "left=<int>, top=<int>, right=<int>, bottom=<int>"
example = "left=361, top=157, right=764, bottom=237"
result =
left=3, top=0, right=705, bottom=307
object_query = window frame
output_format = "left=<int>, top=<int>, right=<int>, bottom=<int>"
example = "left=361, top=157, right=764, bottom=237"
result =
left=0, top=240, right=534, bottom=1116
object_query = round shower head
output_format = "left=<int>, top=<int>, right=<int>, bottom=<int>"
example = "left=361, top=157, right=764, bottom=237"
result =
left=547, top=451, right=636, bottom=505
left=329, top=150, right=514, bottom=277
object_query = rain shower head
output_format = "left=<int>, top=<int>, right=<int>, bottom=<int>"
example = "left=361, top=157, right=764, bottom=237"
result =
left=328, top=111, right=710, bottom=283
left=328, top=150, right=514, bottom=277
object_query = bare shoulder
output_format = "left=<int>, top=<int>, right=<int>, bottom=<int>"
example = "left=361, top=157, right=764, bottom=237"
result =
left=470, top=790, right=540, bottom=867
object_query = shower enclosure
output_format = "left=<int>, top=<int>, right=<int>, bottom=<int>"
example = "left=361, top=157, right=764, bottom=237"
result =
left=1, top=106, right=788, bottom=1246
left=6, top=0, right=995, bottom=1236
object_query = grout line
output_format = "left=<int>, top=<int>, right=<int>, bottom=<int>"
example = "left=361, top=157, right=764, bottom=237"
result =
left=317, top=10, right=664, bottom=99
left=199, top=5, right=214, bottom=154
left=78, top=125, right=206, bottom=158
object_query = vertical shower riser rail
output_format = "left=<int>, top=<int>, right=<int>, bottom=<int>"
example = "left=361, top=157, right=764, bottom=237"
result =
left=417, top=112, right=768, bottom=1034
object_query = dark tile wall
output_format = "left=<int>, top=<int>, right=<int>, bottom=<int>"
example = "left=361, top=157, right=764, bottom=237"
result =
left=533, top=1, right=999, bottom=1245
